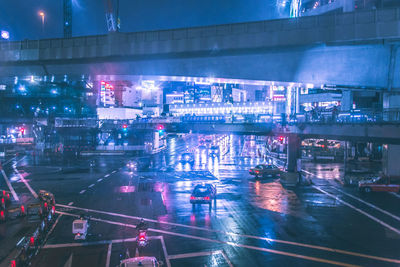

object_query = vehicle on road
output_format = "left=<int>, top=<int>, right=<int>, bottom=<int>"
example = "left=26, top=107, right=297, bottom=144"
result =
left=179, top=152, right=195, bottom=164
left=190, top=184, right=217, bottom=209
left=358, top=176, right=400, bottom=193
left=72, top=218, right=89, bottom=240
left=209, top=145, right=220, bottom=157
left=249, top=164, right=281, bottom=178
left=126, top=161, right=137, bottom=171
left=38, top=190, right=55, bottom=205
left=120, top=256, right=160, bottom=267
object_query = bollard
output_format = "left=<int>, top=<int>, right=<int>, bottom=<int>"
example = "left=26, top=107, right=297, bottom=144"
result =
left=20, top=205, right=26, bottom=217
left=29, top=236, right=35, bottom=247
left=43, top=202, right=48, bottom=212
left=0, top=210, right=5, bottom=222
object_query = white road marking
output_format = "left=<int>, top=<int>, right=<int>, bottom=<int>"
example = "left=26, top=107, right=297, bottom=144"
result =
left=332, top=187, right=400, bottom=222
left=88, top=184, right=95, bottom=188
left=112, top=170, right=117, bottom=174
left=97, top=178, right=103, bottom=182
left=55, top=203, right=400, bottom=264
left=43, top=236, right=160, bottom=249
left=12, top=160, right=38, bottom=198
left=105, top=243, right=112, bottom=267
left=1, top=169, right=19, bottom=201
left=42, top=214, right=63, bottom=245
left=1, top=156, right=17, bottom=166
left=56, top=211, right=359, bottom=267
left=390, top=192, right=400, bottom=199
left=104, top=174, right=110, bottom=178
left=68, top=202, right=74, bottom=206
left=160, top=235, right=171, bottom=267
left=168, top=250, right=221, bottom=260
left=79, top=190, right=86, bottom=194
left=220, top=250, right=234, bottom=267
left=313, top=185, right=400, bottom=236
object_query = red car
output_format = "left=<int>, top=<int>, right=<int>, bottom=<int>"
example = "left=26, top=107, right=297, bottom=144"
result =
left=358, top=176, right=400, bottom=193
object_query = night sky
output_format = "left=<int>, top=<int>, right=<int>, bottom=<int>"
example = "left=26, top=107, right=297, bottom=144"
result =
left=0, top=0, right=289, bottom=40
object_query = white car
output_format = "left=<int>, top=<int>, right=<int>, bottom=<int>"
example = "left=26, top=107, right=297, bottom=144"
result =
left=72, top=219, right=89, bottom=240
left=120, top=256, right=160, bottom=267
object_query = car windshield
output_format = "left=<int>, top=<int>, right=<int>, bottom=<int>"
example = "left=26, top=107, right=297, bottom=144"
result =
left=193, top=186, right=211, bottom=195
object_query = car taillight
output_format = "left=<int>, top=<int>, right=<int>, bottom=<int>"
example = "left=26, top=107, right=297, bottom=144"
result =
left=0, top=210, right=4, bottom=220
left=255, top=170, right=260, bottom=174
left=44, top=202, right=48, bottom=209
left=190, top=196, right=195, bottom=200
left=204, top=196, right=210, bottom=200
left=139, top=232, right=146, bottom=240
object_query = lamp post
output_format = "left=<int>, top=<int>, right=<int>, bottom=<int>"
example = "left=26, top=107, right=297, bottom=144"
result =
left=38, top=11, right=45, bottom=35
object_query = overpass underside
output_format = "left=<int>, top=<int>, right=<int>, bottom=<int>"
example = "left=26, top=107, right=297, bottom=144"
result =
left=162, top=122, right=400, bottom=144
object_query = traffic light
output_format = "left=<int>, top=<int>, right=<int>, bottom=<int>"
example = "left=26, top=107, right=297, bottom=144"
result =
left=20, top=127, right=25, bottom=135
left=122, top=124, right=128, bottom=132
left=157, top=125, right=165, bottom=136
left=278, top=136, right=284, bottom=144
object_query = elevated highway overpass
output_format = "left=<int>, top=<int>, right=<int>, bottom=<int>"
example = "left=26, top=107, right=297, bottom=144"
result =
left=1, top=8, right=400, bottom=89
left=98, top=120, right=400, bottom=144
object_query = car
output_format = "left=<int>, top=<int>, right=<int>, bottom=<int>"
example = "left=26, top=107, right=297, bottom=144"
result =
left=190, top=184, right=217, bottom=209
left=126, top=161, right=137, bottom=171
left=72, top=218, right=89, bottom=240
left=179, top=152, right=194, bottom=164
left=358, top=176, right=400, bottom=193
left=209, top=145, right=220, bottom=157
left=249, top=164, right=281, bottom=178
left=120, top=256, right=160, bottom=267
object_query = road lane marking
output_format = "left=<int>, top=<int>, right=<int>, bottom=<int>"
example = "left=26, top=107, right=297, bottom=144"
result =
left=160, top=235, right=171, bottom=267
left=1, top=169, right=19, bottom=201
left=390, top=192, right=400, bottom=199
left=112, top=170, right=117, bottom=174
left=43, top=214, right=63, bottom=246
left=79, top=190, right=86, bottom=194
left=43, top=236, right=159, bottom=249
left=313, top=185, right=400, bottom=236
left=97, top=178, right=103, bottom=182
left=13, top=160, right=38, bottom=198
left=1, top=156, right=17, bottom=166
left=104, top=174, right=110, bottom=178
left=220, top=250, right=234, bottom=267
left=105, top=243, right=112, bottom=267
left=68, top=202, right=74, bottom=206
left=55, top=203, right=400, bottom=264
left=332, top=187, right=400, bottom=223
left=168, top=250, right=222, bottom=259
left=88, top=184, right=95, bottom=188
left=56, top=211, right=359, bottom=267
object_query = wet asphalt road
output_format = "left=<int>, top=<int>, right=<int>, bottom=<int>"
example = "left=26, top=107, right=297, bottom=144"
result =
left=1, top=134, right=400, bottom=267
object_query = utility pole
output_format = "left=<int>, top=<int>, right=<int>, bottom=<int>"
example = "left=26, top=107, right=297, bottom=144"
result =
left=63, top=0, right=72, bottom=38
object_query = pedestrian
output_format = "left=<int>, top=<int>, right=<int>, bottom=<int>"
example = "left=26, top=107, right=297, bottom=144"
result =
left=297, top=158, right=302, bottom=185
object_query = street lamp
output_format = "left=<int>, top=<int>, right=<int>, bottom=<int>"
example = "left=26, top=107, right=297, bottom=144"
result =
left=38, top=11, right=45, bottom=35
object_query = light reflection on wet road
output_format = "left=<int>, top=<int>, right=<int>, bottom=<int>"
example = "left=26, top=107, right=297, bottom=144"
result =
left=1, top=134, right=400, bottom=266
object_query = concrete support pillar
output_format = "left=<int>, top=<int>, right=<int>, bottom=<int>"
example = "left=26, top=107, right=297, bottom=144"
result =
left=342, top=0, right=355, bottom=12
left=382, top=144, right=400, bottom=177
left=341, top=90, right=353, bottom=111
left=286, top=134, right=301, bottom=172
